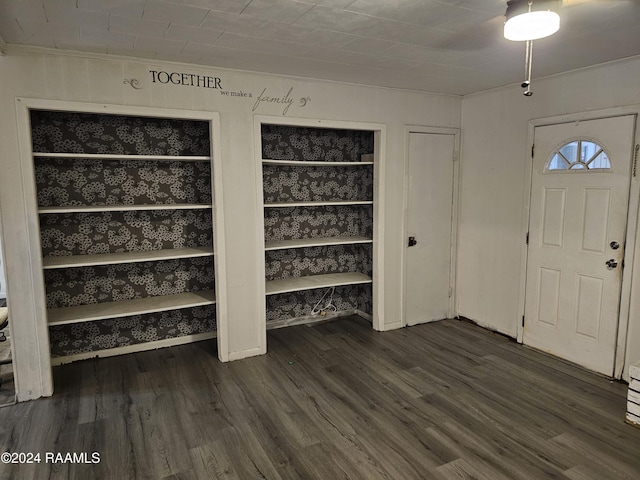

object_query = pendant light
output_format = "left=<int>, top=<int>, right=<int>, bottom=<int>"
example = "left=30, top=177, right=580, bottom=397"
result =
left=504, top=0, right=560, bottom=96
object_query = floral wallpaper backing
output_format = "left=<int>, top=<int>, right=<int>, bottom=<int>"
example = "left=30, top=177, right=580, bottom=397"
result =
left=264, top=205, right=373, bottom=243
left=262, top=164, right=373, bottom=203
left=31, top=111, right=210, bottom=156
left=44, top=257, right=215, bottom=308
left=49, top=305, right=216, bottom=358
left=265, top=245, right=372, bottom=281
left=35, top=158, right=212, bottom=207
left=261, top=124, right=373, bottom=162
left=266, top=285, right=372, bottom=322
left=39, top=210, right=213, bottom=257
left=31, top=110, right=216, bottom=357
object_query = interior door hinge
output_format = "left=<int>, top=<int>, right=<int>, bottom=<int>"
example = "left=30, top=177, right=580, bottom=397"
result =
left=633, top=144, right=639, bottom=177
left=531, top=144, right=535, bottom=158
left=526, top=232, right=529, bottom=245
left=522, top=315, right=525, bottom=327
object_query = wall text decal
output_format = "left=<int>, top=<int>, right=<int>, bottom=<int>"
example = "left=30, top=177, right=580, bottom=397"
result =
left=149, top=70, right=222, bottom=89
left=145, top=71, right=311, bottom=115
left=252, top=87, right=311, bottom=116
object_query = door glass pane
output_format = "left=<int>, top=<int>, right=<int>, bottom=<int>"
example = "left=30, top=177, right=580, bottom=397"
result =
left=588, top=151, right=610, bottom=169
left=559, top=142, right=578, bottom=162
left=549, top=153, right=569, bottom=170
left=547, top=140, right=610, bottom=172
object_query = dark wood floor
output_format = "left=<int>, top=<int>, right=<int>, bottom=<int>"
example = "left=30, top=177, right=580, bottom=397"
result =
left=0, top=316, right=639, bottom=480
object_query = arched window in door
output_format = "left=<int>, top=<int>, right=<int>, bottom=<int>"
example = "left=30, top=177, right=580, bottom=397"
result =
left=546, top=139, right=611, bottom=171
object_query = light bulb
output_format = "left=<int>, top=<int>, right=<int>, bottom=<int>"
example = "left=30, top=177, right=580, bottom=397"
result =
left=504, top=10, right=560, bottom=41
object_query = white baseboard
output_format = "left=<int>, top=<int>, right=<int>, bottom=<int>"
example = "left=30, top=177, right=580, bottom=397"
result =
left=227, top=346, right=266, bottom=362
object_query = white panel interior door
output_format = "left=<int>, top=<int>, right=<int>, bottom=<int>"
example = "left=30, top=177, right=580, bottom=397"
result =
left=405, top=132, right=455, bottom=326
left=524, top=116, right=635, bottom=376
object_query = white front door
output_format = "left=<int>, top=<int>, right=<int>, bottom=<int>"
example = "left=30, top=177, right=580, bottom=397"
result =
left=405, top=132, right=455, bottom=326
left=524, top=115, right=636, bottom=376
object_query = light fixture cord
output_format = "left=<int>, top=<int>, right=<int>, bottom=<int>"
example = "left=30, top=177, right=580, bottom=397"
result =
left=523, top=40, right=534, bottom=96
left=523, top=0, right=534, bottom=96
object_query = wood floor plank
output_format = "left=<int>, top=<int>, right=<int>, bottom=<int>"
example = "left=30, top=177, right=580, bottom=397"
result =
left=550, top=432, right=640, bottom=480
left=436, top=457, right=492, bottom=480
left=1, top=317, right=639, bottom=480
left=424, top=426, right=515, bottom=480
left=189, top=427, right=283, bottom=480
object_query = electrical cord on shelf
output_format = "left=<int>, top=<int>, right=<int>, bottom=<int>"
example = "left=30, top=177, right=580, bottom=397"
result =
left=311, top=287, right=337, bottom=316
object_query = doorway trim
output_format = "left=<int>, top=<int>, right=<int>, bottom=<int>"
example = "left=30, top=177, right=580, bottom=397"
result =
left=401, top=125, right=461, bottom=328
left=519, top=107, right=640, bottom=379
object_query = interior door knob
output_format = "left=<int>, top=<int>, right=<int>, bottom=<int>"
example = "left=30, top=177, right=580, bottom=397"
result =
left=605, top=259, right=618, bottom=269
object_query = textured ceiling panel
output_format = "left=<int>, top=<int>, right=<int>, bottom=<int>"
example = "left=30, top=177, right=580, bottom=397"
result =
left=0, top=0, right=638, bottom=95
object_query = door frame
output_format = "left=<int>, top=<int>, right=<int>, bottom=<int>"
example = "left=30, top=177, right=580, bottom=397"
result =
left=401, top=126, right=461, bottom=328
left=518, top=108, right=640, bottom=379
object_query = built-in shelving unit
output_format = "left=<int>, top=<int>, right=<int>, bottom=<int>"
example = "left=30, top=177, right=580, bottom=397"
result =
left=259, top=121, right=376, bottom=328
left=29, top=108, right=223, bottom=364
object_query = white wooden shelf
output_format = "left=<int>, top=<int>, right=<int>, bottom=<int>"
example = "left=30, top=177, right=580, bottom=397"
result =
left=265, top=236, right=372, bottom=251
left=264, top=200, right=372, bottom=208
left=265, top=272, right=372, bottom=296
left=33, top=152, right=210, bottom=162
left=47, top=289, right=216, bottom=326
left=39, top=203, right=212, bottom=214
left=50, top=330, right=217, bottom=366
left=262, top=159, right=373, bottom=166
left=51, top=331, right=218, bottom=367
left=42, top=246, right=213, bottom=269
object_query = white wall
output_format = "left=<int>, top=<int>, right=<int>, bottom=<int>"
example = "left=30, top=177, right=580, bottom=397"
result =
left=458, top=56, right=640, bottom=379
left=0, top=230, right=5, bottom=299
left=0, top=48, right=461, bottom=400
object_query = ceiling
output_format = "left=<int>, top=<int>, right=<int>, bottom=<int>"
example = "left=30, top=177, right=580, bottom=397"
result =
left=0, top=0, right=638, bottom=96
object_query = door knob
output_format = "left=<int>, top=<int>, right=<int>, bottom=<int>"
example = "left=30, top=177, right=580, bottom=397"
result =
left=605, top=259, right=618, bottom=269
left=408, top=236, right=417, bottom=247
left=610, top=241, right=620, bottom=250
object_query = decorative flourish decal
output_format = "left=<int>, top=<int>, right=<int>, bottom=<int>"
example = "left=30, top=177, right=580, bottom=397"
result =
left=123, top=78, right=142, bottom=89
